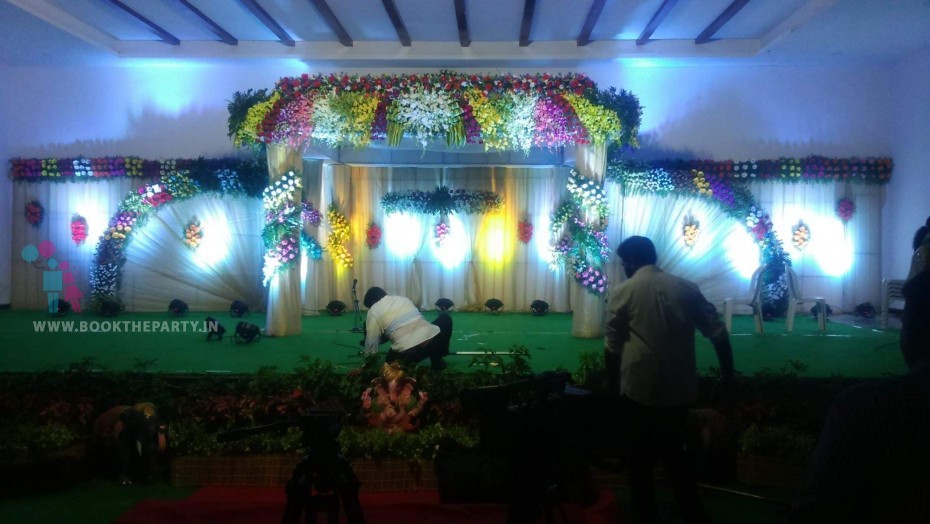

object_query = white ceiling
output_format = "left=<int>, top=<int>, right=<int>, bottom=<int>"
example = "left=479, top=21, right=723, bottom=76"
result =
left=2, top=0, right=930, bottom=67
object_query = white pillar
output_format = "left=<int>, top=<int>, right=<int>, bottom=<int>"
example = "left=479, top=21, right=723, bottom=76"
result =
left=265, top=145, right=303, bottom=337
left=571, top=143, right=608, bottom=338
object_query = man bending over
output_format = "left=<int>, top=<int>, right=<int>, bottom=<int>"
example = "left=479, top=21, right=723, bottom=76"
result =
left=363, top=287, right=452, bottom=371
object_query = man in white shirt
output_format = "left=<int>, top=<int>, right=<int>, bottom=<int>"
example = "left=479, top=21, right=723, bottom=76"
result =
left=606, top=236, right=735, bottom=524
left=363, top=287, right=452, bottom=371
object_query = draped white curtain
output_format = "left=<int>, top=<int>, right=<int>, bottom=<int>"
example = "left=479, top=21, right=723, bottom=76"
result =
left=751, top=181, right=884, bottom=310
left=120, top=195, right=265, bottom=312
left=11, top=179, right=141, bottom=310
left=303, top=164, right=573, bottom=312
left=604, top=187, right=749, bottom=308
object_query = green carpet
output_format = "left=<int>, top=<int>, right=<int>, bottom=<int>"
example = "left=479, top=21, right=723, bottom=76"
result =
left=0, top=309, right=906, bottom=378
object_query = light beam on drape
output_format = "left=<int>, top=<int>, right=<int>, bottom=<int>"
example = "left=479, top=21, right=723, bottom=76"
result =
left=265, top=145, right=303, bottom=336
left=571, top=143, right=608, bottom=338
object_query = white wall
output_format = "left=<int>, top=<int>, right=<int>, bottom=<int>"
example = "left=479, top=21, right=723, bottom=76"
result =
left=888, top=49, right=930, bottom=279
left=0, top=60, right=912, bottom=305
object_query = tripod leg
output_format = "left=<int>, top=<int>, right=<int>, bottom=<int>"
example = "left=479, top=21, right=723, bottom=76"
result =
left=281, top=477, right=308, bottom=524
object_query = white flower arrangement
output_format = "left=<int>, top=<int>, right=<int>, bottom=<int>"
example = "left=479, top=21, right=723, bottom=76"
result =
left=566, top=171, right=609, bottom=220
left=389, top=89, right=462, bottom=147
left=502, top=92, right=538, bottom=153
left=745, top=206, right=764, bottom=228
left=262, top=172, right=302, bottom=209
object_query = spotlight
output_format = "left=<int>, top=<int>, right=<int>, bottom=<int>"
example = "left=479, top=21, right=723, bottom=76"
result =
left=234, top=322, right=261, bottom=344
left=205, top=316, right=226, bottom=341
left=229, top=300, right=249, bottom=318
left=168, top=299, right=189, bottom=317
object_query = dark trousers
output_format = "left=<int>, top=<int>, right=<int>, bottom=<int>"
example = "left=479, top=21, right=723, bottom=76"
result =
left=385, top=315, right=452, bottom=369
left=622, top=396, right=710, bottom=524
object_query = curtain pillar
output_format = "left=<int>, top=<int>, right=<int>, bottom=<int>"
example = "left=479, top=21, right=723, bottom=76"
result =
left=266, top=145, right=303, bottom=337
left=571, top=143, right=608, bottom=338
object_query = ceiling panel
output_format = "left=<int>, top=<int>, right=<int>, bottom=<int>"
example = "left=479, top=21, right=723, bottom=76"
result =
left=326, top=0, right=393, bottom=41
left=651, top=0, right=734, bottom=40
left=715, top=0, right=810, bottom=39
left=533, top=0, right=591, bottom=41
left=591, top=0, right=664, bottom=41
left=389, top=0, right=458, bottom=41
left=184, top=0, right=277, bottom=41
left=46, top=0, right=152, bottom=40
left=468, top=0, right=526, bottom=42
left=251, top=0, right=331, bottom=42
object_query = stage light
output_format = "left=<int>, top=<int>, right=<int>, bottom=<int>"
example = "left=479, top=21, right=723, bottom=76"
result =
left=479, top=215, right=511, bottom=265
left=234, top=322, right=261, bottom=344
left=229, top=300, right=249, bottom=317
left=724, top=231, right=761, bottom=279
left=195, top=215, right=231, bottom=267
left=168, top=299, right=189, bottom=317
left=384, top=213, right=422, bottom=258
left=433, top=214, right=469, bottom=269
left=809, top=218, right=853, bottom=277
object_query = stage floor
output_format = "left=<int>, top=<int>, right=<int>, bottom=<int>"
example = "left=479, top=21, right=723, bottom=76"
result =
left=0, top=309, right=906, bottom=378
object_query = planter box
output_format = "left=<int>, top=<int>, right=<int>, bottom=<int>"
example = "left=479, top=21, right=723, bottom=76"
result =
left=737, top=453, right=808, bottom=489
left=170, top=455, right=436, bottom=491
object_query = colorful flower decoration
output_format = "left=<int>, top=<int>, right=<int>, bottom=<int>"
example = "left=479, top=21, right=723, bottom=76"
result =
left=381, top=186, right=503, bottom=216
left=549, top=170, right=610, bottom=295
left=25, top=200, right=44, bottom=228
left=326, top=204, right=353, bottom=269
left=518, top=219, right=534, bottom=244
left=70, top=214, right=88, bottom=245
left=566, top=171, right=609, bottom=222
left=183, top=219, right=203, bottom=250
left=691, top=170, right=713, bottom=197
left=366, top=222, right=382, bottom=249
left=301, top=200, right=323, bottom=226
left=682, top=217, right=701, bottom=248
left=792, top=222, right=811, bottom=250
left=10, top=156, right=268, bottom=182
left=262, top=172, right=303, bottom=285
left=434, top=221, right=451, bottom=247
left=574, top=265, right=608, bottom=294
left=836, top=198, right=856, bottom=223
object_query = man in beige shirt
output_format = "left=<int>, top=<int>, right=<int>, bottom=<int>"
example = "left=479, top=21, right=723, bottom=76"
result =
left=606, top=236, right=735, bottom=524
left=363, top=287, right=452, bottom=371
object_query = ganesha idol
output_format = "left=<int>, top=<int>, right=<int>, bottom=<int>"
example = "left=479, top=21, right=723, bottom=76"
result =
left=361, top=362, right=429, bottom=433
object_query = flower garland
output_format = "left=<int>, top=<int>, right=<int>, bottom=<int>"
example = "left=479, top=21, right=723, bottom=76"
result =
left=792, top=222, right=811, bottom=250
left=566, top=171, right=609, bottom=222
left=366, top=222, right=382, bottom=249
left=518, top=219, right=534, bottom=244
left=70, top=214, right=88, bottom=245
left=262, top=172, right=303, bottom=285
left=380, top=186, right=503, bottom=216
left=836, top=198, right=855, bottom=223
left=607, top=156, right=893, bottom=186
left=183, top=219, right=203, bottom=250
left=326, top=204, right=353, bottom=269
left=25, top=200, right=44, bottom=227
left=434, top=221, right=451, bottom=247
left=229, top=72, right=638, bottom=152
left=300, top=231, right=325, bottom=260
left=682, top=217, right=701, bottom=248
left=10, top=156, right=268, bottom=184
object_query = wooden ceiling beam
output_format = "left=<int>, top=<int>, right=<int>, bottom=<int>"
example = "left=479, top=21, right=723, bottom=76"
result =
left=381, top=0, right=411, bottom=47
left=103, top=0, right=180, bottom=45
left=454, top=0, right=470, bottom=47
left=695, top=0, right=751, bottom=44
left=171, top=0, right=237, bottom=45
left=636, top=0, right=680, bottom=45
left=576, top=0, right=606, bottom=47
left=239, top=0, right=295, bottom=46
left=307, top=0, right=353, bottom=47
left=519, top=0, right=536, bottom=47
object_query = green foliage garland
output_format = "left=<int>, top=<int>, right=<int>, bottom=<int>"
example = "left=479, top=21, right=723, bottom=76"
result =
left=380, top=186, right=503, bottom=215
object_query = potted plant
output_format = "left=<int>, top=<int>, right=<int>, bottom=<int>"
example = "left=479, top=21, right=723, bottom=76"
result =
left=435, top=298, right=454, bottom=314
left=484, top=298, right=504, bottom=315
left=325, top=300, right=347, bottom=316
left=530, top=300, right=549, bottom=316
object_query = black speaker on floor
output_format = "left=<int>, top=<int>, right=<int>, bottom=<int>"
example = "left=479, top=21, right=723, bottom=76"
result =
left=168, top=299, right=189, bottom=317
left=234, top=322, right=261, bottom=344
left=230, top=300, right=249, bottom=317
left=205, top=316, right=226, bottom=341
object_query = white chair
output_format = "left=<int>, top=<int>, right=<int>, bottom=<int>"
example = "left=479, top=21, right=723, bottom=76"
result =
left=881, top=278, right=906, bottom=328
left=723, top=266, right=765, bottom=334
left=785, top=267, right=826, bottom=333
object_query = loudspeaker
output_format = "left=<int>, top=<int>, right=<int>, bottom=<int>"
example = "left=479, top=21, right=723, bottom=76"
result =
left=229, top=300, right=249, bottom=317
left=168, top=299, right=188, bottom=317
left=234, top=322, right=261, bottom=344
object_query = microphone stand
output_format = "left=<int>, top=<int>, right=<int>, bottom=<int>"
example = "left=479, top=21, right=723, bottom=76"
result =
left=350, top=279, right=363, bottom=333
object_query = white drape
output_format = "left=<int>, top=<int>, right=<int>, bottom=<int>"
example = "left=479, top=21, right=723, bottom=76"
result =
left=120, top=195, right=265, bottom=312
left=308, top=164, right=573, bottom=312
left=751, top=181, right=884, bottom=310
left=11, top=179, right=141, bottom=310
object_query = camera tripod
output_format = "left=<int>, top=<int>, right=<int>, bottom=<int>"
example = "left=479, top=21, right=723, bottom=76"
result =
left=217, top=412, right=364, bottom=524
